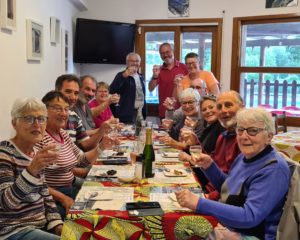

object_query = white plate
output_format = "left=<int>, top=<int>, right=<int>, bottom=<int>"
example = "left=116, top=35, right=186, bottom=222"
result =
left=163, top=169, right=187, bottom=177
left=161, top=152, right=179, bottom=158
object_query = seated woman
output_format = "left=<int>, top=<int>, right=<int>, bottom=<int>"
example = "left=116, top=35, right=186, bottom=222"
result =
left=0, top=97, right=62, bottom=240
left=35, top=91, right=117, bottom=219
left=160, top=88, right=204, bottom=150
left=176, top=107, right=290, bottom=240
left=89, top=82, right=119, bottom=128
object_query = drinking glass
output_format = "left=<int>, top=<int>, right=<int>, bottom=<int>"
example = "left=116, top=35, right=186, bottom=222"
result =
left=189, top=145, right=202, bottom=167
left=48, top=144, right=61, bottom=169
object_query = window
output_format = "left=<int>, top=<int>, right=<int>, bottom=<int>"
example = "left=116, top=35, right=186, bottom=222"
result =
left=231, top=14, right=300, bottom=109
left=135, top=19, right=222, bottom=114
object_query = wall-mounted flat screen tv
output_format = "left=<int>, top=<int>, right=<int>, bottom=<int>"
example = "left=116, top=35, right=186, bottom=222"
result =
left=74, top=18, right=136, bottom=64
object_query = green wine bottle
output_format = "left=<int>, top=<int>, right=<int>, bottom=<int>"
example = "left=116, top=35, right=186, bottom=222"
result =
left=143, top=127, right=155, bottom=178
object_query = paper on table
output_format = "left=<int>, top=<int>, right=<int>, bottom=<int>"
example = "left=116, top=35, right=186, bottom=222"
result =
left=150, top=192, right=191, bottom=211
left=92, top=200, right=124, bottom=211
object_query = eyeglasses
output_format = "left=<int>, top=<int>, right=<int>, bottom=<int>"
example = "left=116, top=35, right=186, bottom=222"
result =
left=17, top=115, right=47, bottom=125
left=236, top=127, right=265, bottom=136
left=186, top=61, right=198, bottom=66
left=47, top=105, right=70, bottom=113
left=181, top=100, right=196, bottom=105
left=191, top=85, right=202, bottom=90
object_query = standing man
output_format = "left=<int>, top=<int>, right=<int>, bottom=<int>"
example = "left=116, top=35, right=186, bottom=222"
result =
left=110, top=52, right=146, bottom=123
left=148, top=43, right=188, bottom=119
left=73, top=75, right=97, bottom=133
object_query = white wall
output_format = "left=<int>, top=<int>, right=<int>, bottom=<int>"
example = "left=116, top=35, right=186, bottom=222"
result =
left=0, top=0, right=80, bottom=139
left=77, top=0, right=300, bottom=88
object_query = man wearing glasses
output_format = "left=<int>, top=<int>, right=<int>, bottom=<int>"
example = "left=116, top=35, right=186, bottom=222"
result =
left=177, top=52, right=220, bottom=98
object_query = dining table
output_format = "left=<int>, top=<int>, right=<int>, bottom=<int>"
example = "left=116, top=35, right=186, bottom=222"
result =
left=60, top=128, right=217, bottom=240
left=272, top=130, right=300, bottom=162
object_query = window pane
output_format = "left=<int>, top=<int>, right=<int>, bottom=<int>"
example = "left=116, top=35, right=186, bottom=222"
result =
left=145, top=32, right=174, bottom=104
left=181, top=32, right=212, bottom=70
left=240, top=72, right=300, bottom=108
left=241, top=22, right=300, bottom=67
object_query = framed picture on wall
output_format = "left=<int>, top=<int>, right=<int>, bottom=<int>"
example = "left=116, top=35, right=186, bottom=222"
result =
left=50, top=16, right=61, bottom=44
left=168, top=0, right=189, bottom=17
left=26, top=19, right=43, bottom=61
left=61, top=28, right=69, bottom=72
left=266, top=0, right=298, bottom=8
left=0, top=0, right=16, bottom=30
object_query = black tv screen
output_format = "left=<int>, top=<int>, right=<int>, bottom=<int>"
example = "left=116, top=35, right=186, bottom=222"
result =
left=74, top=18, right=136, bottom=64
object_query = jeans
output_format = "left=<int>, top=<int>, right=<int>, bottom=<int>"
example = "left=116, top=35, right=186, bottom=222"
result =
left=7, top=228, right=60, bottom=240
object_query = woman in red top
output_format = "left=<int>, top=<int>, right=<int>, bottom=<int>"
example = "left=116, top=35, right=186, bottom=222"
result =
left=89, top=82, right=119, bottom=128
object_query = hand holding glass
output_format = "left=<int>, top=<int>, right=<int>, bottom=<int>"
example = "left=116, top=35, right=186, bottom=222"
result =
left=47, top=144, right=61, bottom=169
left=189, top=145, right=202, bottom=167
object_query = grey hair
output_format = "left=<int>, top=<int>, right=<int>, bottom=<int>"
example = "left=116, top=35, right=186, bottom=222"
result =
left=126, top=52, right=141, bottom=64
left=218, top=90, right=244, bottom=106
left=11, top=97, right=47, bottom=120
left=179, top=88, right=201, bottom=103
left=236, top=107, right=275, bottom=134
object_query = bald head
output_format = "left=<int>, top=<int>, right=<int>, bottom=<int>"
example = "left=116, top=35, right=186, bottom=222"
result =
left=191, top=78, right=207, bottom=97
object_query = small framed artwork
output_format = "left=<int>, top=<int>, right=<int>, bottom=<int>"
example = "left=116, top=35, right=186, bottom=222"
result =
left=0, top=0, right=16, bottom=30
left=61, top=28, right=69, bottom=71
left=50, top=16, right=61, bottom=44
left=26, top=19, right=43, bottom=61
left=168, top=0, right=189, bottom=18
left=266, top=0, right=298, bottom=8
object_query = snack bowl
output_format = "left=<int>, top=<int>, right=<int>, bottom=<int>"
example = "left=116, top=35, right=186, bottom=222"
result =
left=117, top=176, right=138, bottom=183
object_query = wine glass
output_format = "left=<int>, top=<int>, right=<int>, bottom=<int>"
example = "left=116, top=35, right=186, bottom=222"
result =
left=189, top=145, right=202, bottom=167
left=47, top=144, right=61, bottom=169
left=114, top=94, right=120, bottom=107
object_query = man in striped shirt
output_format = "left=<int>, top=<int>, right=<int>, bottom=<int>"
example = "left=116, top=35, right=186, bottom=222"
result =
left=55, top=74, right=109, bottom=151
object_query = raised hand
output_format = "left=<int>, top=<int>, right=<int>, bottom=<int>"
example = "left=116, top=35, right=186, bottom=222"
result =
left=163, top=97, right=176, bottom=111
left=27, top=144, right=58, bottom=177
left=152, top=65, right=160, bottom=78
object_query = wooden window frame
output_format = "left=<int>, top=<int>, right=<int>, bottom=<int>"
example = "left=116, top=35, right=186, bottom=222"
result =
left=231, top=13, right=300, bottom=127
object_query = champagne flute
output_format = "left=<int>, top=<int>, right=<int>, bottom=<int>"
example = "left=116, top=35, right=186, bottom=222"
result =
left=189, top=145, right=202, bottom=167
left=114, top=94, right=120, bottom=107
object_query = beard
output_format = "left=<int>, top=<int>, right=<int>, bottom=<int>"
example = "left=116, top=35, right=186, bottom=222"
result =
left=219, top=116, right=237, bottom=130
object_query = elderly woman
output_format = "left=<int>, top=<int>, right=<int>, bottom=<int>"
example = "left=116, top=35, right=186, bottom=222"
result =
left=88, top=82, right=119, bottom=128
left=35, top=91, right=116, bottom=219
left=176, top=108, right=290, bottom=240
left=160, top=88, right=203, bottom=149
left=0, top=98, right=62, bottom=240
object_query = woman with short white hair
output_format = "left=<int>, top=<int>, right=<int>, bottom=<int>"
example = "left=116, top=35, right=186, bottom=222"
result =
left=176, top=107, right=290, bottom=239
left=0, top=97, right=62, bottom=240
left=160, top=88, right=204, bottom=149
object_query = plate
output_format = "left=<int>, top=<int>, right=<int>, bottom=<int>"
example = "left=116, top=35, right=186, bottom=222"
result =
left=161, top=152, right=179, bottom=158
left=163, top=169, right=187, bottom=177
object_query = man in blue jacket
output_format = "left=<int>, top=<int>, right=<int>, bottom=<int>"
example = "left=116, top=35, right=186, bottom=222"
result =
left=110, top=52, right=146, bottom=123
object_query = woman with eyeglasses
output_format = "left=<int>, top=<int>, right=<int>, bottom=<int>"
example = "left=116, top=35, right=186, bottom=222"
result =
left=160, top=88, right=204, bottom=149
left=176, top=107, right=290, bottom=240
left=174, top=52, right=220, bottom=100
left=0, top=97, right=63, bottom=239
left=35, top=91, right=117, bottom=219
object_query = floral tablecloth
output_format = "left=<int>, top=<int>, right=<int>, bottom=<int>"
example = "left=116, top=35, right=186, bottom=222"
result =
left=272, top=131, right=300, bottom=162
left=61, top=162, right=218, bottom=239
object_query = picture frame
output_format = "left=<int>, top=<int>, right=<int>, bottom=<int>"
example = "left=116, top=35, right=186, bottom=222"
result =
left=266, top=0, right=298, bottom=8
left=0, top=0, right=16, bottom=30
left=61, top=28, right=69, bottom=71
left=168, top=0, right=189, bottom=18
left=50, top=16, right=61, bottom=44
left=26, top=19, right=43, bottom=61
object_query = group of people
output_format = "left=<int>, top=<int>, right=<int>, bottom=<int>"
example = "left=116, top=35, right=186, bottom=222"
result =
left=0, top=41, right=292, bottom=240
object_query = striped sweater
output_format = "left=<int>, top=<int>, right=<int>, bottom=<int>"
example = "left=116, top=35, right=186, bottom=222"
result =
left=34, top=129, right=90, bottom=188
left=0, top=140, right=63, bottom=239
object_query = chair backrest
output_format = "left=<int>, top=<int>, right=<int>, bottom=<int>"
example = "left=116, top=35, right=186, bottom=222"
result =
left=273, top=112, right=287, bottom=134
left=276, top=156, right=300, bottom=240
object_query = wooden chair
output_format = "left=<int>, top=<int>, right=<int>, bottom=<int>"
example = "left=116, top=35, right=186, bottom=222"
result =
left=273, top=111, right=287, bottom=134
